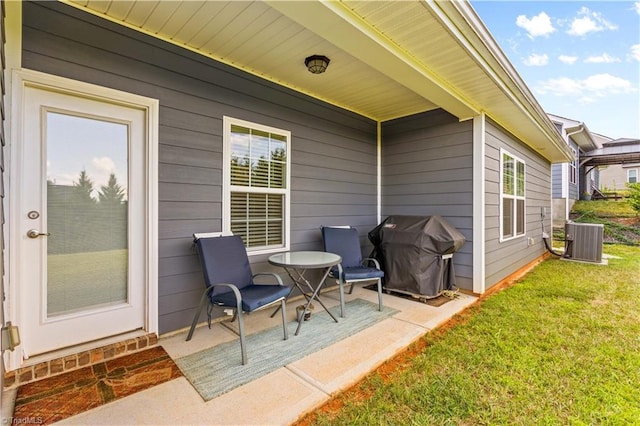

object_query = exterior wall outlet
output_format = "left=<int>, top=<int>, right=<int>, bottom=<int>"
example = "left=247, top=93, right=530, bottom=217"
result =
left=1, top=322, right=21, bottom=352
left=527, top=237, right=535, bottom=246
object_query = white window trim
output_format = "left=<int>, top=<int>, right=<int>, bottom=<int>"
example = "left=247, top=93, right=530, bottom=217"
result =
left=569, top=146, right=577, bottom=185
left=499, top=148, right=526, bottom=242
left=222, top=116, right=291, bottom=255
left=628, top=169, right=638, bottom=184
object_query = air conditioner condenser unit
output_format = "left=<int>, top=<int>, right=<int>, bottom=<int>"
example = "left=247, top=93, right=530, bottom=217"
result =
left=564, top=222, right=604, bottom=263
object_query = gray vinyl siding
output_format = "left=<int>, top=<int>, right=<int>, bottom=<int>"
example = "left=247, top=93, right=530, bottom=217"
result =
left=571, top=177, right=579, bottom=200
left=484, top=120, right=551, bottom=289
left=23, top=2, right=378, bottom=334
left=380, top=110, right=473, bottom=291
left=552, top=140, right=579, bottom=200
left=599, top=164, right=634, bottom=190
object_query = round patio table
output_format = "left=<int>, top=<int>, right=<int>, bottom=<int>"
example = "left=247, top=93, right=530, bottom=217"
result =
left=268, top=251, right=342, bottom=336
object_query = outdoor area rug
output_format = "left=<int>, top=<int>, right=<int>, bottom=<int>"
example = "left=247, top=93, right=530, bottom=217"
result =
left=175, top=298, right=398, bottom=401
left=363, top=283, right=458, bottom=307
left=12, top=346, right=182, bottom=425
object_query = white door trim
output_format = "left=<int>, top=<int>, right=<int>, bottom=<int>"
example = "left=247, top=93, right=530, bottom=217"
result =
left=8, top=69, right=158, bottom=370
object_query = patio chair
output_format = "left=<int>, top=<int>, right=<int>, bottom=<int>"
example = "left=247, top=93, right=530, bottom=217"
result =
left=321, top=226, right=384, bottom=318
left=186, top=233, right=290, bottom=365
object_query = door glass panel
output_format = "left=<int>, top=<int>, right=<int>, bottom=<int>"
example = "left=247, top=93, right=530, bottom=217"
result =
left=46, top=112, right=129, bottom=317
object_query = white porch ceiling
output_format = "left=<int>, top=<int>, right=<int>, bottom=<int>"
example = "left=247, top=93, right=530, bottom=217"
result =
left=64, top=0, right=573, bottom=163
left=68, top=0, right=449, bottom=121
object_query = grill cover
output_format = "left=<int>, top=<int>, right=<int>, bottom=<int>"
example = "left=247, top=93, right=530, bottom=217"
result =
left=368, top=215, right=466, bottom=297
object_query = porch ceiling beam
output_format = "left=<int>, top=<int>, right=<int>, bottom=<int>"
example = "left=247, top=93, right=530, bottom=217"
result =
left=265, top=0, right=480, bottom=121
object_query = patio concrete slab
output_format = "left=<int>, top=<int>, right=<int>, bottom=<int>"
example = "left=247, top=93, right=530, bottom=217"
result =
left=23, top=286, right=477, bottom=425
left=287, top=316, right=426, bottom=395
left=59, top=377, right=202, bottom=425
left=177, top=368, right=328, bottom=426
left=372, top=289, right=476, bottom=330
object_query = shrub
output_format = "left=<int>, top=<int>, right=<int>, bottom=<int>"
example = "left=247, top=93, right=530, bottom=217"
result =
left=628, top=183, right=640, bottom=214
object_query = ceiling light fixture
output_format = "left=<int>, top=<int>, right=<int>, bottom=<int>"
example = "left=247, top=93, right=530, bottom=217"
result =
left=304, top=55, right=330, bottom=74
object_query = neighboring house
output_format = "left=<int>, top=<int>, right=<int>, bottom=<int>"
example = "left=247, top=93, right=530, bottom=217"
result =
left=547, top=114, right=640, bottom=224
left=597, top=138, right=640, bottom=191
left=548, top=114, right=600, bottom=225
left=0, top=1, right=573, bottom=374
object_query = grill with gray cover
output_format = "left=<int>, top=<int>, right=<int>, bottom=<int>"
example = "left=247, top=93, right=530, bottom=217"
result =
left=369, top=215, right=466, bottom=298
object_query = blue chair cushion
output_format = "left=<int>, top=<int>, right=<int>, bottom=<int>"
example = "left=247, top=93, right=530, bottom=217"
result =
left=321, top=227, right=363, bottom=268
left=212, top=284, right=290, bottom=312
left=196, top=235, right=254, bottom=296
left=339, top=266, right=384, bottom=281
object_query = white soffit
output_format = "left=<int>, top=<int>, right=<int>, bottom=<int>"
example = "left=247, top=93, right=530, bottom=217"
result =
left=66, top=0, right=441, bottom=121
left=266, top=0, right=479, bottom=120
left=64, top=0, right=572, bottom=162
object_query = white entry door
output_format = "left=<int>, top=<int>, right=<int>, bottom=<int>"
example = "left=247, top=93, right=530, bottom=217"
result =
left=16, top=77, right=151, bottom=357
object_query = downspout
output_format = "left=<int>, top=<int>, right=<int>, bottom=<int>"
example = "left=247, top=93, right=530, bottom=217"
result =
left=564, top=162, right=570, bottom=223
left=565, top=125, right=585, bottom=197
left=564, top=125, right=583, bottom=216
left=565, top=124, right=585, bottom=139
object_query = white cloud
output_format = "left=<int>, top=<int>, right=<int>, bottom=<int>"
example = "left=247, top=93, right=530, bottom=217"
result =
left=577, top=96, right=597, bottom=105
left=536, top=77, right=583, bottom=96
left=630, top=44, right=640, bottom=62
left=583, top=74, right=634, bottom=95
left=558, top=55, right=578, bottom=65
left=92, top=156, right=116, bottom=173
left=48, top=172, right=77, bottom=187
left=536, top=73, right=635, bottom=98
left=568, top=16, right=599, bottom=36
left=516, top=12, right=555, bottom=38
left=584, top=53, right=620, bottom=64
left=523, top=53, right=549, bottom=66
left=90, top=156, right=123, bottom=193
left=635, top=2, right=640, bottom=15
left=567, top=7, right=618, bottom=36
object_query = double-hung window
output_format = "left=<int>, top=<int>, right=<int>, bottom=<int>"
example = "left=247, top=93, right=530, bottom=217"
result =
left=628, top=169, right=638, bottom=184
left=223, top=117, right=290, bottom=254
left=500, top=149, right=526, bottom=240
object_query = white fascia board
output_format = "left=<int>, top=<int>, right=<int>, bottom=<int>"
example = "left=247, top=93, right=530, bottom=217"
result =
left=265, top=0, right=479, bottom=121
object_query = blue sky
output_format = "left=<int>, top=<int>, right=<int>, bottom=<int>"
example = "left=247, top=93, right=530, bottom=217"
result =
left=47, top=113, right=128, bottom=199
left=471, top=1, right=640, bottom=140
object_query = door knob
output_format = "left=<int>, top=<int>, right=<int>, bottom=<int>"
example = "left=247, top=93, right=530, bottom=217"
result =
left=27, top=229, right=50, bottom=239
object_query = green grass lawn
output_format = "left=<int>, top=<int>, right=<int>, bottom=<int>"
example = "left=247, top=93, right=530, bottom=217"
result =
left=309, top=244, right=640, bottom=425
left=572, top=199, right=636, bottom=218
left=569, top=200, right=640, bottom=245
